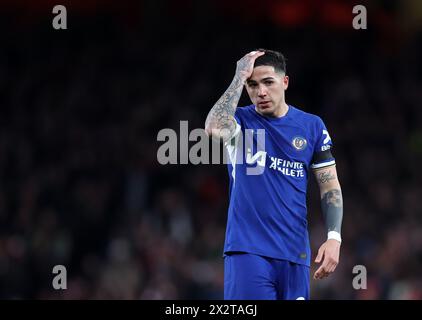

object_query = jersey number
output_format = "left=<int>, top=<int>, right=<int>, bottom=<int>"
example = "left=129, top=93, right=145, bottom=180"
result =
left=322, top=130, right=331, bottom=144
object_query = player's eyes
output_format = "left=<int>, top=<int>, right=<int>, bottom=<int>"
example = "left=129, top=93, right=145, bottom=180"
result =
left=249, top=83, right=258, bottom=88
left=265, top=81, right=273, bottom=85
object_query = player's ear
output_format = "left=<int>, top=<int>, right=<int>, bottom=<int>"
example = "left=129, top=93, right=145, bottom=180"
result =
left=283, top=75, right=289, bottom=89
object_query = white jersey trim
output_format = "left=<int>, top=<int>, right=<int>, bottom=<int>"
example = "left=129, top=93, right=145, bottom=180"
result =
left=310, top=160, right=336, bottom=169
left=225, top=122, right=242, bottom=182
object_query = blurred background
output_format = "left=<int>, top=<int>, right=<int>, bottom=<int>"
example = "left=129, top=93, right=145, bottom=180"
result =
left=1, top=0, right=422, bottom=299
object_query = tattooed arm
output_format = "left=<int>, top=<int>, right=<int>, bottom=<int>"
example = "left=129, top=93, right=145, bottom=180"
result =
left=205, top=50, right=265, bottom=142
left=312, top=164, right=343, bottom=280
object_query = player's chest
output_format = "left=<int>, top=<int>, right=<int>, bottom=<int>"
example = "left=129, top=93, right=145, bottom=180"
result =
left=243, top=124, right=314, bottom=164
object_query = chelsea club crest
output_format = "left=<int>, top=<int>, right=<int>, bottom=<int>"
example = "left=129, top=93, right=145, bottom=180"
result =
left=292, top=136, right=307, bottom=151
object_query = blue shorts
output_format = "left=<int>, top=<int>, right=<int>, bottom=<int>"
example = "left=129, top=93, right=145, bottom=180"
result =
left=224, top=252, right=310, bottom=300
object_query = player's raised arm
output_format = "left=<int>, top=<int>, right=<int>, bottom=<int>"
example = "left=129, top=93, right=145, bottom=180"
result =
left=205, top=50, right=265, bottom=142
left=312, top=164, right=343, bottom=280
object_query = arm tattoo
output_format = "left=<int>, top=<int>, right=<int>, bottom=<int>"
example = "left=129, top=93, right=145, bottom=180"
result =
left=317, top=171, right=336, bottom=184
left=321, top=189, right=343, bottom=234
left=205, top=75, right=244, bottom=139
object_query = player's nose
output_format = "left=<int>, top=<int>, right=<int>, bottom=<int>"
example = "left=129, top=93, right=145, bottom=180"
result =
left=258, top=85, right=267, bottom=97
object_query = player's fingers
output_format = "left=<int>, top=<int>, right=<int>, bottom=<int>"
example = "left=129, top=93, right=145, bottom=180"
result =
left=324, top=255, right=338, bottom=273
left=318, top=258, right=332, bottom=278
left=248, top=49, right=264, bottom=55
left=324, top=263, right=333, bottom=275
left=313, top=265, right=325, bottom=279
left=322, top=265, right=333, bottom=276
left=327, top=262, right=338, bottom=273
left=251, top=51, right=265, bottom=61
left=246, top=51, right=265, bottom=60
left=322, top=264, right=331, bottom=278
left=313, top=265, right=321, bottom=278
left=314, top=269, right=326, bottom=280
left=315, top=248, right=324, bottom=263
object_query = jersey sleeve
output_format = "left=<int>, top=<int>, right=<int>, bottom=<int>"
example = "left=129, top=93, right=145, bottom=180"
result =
left=310, top=117, right=336, bottom=169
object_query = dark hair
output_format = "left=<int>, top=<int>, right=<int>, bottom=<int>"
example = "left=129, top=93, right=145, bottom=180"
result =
left=254, top=49, right=287, bottom=74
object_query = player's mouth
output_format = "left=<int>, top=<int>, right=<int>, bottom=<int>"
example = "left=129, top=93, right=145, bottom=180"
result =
left=257, top=101, right=271, bottom=109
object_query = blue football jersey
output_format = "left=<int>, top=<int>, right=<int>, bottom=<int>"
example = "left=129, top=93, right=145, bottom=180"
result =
left=224, top=104, right=335, bottom=266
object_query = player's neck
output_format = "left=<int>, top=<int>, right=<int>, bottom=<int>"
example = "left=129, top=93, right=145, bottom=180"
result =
left=273, top=102, right=289, bottom=118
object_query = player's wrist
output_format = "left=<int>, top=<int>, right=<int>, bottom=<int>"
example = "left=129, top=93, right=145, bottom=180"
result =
left=327, top=231, right=342, bottom=243
left=234, top=72, right=248, bottom=85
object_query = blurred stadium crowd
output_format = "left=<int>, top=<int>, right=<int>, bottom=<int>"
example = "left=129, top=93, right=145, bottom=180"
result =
left=1, top=0, right=422, bottom=299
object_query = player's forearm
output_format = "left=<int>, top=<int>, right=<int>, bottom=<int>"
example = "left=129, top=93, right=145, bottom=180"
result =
left=321, top=187, right=343, bottom=241
left=315, top=166, right=343, bottom=241
left=205, top=75, right=244, bottom=141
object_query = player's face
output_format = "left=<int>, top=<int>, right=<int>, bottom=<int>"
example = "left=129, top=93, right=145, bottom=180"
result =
left=245, top=66, right=289, bottom=117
